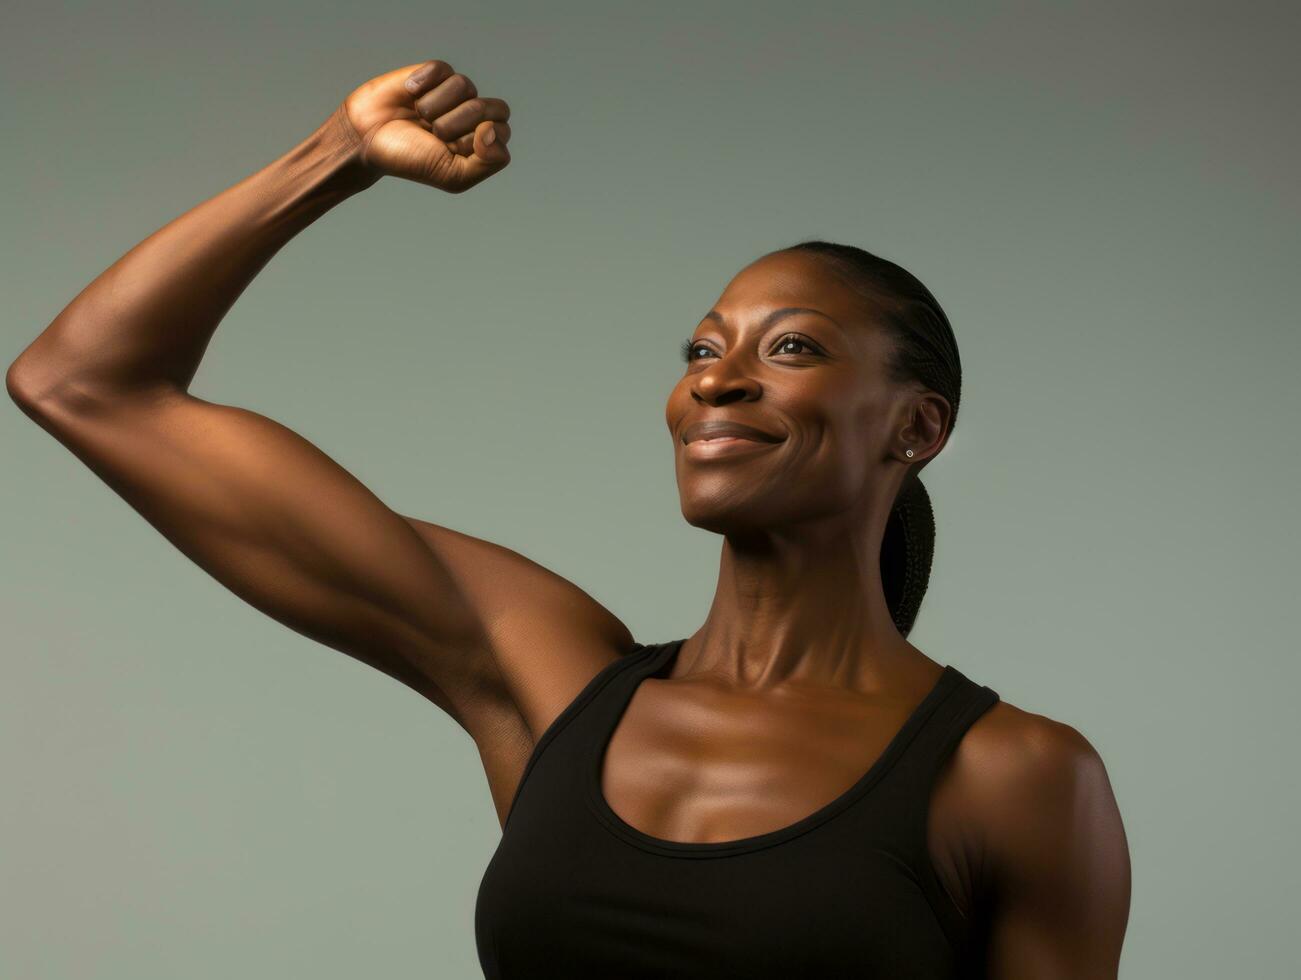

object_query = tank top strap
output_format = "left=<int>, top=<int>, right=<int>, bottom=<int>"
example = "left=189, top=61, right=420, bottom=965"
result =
left=880, top=665, right=1000, bottom=814
left=498, top=641, right=661, bottom=835
left=861, top=665, right=999, bottom=959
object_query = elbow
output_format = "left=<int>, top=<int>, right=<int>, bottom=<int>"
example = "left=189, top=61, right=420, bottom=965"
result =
left=6, top=352, right=73, bottom=409
left=7, top=360, right=61, bottom=437
left=7, top=325, right=68, bottom=407
left=6, top=356, right=44, bottom=409
left=6, top=356, right=70, bottom=431
left=6, top=355, right=101, bottom=423
left=8, top=355, right=170, bottom=427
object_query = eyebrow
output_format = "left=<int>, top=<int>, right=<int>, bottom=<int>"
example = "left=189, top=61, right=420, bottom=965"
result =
left=701, top=306, right=842, bottom=334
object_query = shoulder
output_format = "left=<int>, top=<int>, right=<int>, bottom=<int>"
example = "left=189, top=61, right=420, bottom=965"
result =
left=954, top=696, right=1115, bottom=845
left=948, top=692, right=1131, bottom=965
left=960, top=697, right=1101, bottom=790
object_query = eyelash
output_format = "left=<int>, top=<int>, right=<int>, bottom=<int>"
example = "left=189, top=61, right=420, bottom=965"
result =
left=679, top=334, right=822, bottom=363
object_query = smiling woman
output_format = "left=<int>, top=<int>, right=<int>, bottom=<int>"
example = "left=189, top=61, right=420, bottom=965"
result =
left=8, top=54, right=1129, bottom=980
left=670, top=240, right=962, bottom=638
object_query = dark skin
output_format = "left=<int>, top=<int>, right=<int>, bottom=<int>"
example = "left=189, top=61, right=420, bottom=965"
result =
left=8, top=58, right=1129, bottom=977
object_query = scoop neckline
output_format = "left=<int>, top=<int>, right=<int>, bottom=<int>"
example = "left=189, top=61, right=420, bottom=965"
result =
left=583, top=638, right=962, bottom=858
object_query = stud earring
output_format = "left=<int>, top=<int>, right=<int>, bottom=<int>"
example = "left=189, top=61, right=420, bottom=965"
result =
left=905, top=450, right=914, bottom=458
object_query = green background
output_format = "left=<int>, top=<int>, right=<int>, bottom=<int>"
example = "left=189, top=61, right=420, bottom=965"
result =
left=3, top=1, right=1297, bottom=976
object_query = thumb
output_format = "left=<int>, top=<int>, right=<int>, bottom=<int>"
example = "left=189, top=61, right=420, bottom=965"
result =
left=455, top=120, right=510, bottom=186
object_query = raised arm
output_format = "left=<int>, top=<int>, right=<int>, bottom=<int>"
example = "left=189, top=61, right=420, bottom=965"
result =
left=7, top=61, right=633, bottom=767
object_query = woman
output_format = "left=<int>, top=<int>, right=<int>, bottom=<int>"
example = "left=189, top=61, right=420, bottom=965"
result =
left=8, top=58, right=1130, bottom=977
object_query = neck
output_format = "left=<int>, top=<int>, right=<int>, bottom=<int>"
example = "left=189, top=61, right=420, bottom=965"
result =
left=680, top=515, right=923, bottom=693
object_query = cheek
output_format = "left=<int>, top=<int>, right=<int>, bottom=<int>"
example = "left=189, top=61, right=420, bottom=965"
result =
left=808, top=431, right=872, bottom=499
left=664, top=383, right=688, bottom=431
left=801, top=400, right=883, bottom=486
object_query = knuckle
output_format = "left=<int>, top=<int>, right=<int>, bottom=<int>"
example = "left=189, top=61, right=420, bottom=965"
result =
left=464, top=97, right=485, bottom=115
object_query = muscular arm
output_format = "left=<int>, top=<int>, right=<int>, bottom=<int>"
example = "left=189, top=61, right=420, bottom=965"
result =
left=5, top=63, right=620, bottom=751
left=975, top=716, right=1132, bottom=978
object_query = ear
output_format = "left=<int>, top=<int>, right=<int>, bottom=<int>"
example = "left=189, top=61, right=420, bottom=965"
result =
left=898, top=394, right=950, bottom=463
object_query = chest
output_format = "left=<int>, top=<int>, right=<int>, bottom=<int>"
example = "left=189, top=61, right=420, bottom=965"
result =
left=476, top=651, right=1001, bottom=978
left=598, top=679, right=979, bottom=914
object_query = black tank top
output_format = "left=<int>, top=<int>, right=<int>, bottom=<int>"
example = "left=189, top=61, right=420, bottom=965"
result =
left=475, top=638, right=1000, bottom=979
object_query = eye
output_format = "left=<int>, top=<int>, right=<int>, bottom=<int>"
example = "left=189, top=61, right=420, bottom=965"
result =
left=771, top=334, right=822, bottom=356
left=680, top=338, right=713, bottom=362
left=679, top=334, right=823, bottom=363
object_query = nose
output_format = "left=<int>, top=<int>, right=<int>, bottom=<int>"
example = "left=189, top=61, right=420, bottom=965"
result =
left=690, top=356, right=761, bottom=406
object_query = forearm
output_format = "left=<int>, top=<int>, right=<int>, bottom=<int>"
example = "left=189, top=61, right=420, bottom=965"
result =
left=9, top=105, right=378, bottom=405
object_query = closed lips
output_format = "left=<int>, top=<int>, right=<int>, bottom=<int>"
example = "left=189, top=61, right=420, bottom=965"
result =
left=682, top=420, right=784, bottom=444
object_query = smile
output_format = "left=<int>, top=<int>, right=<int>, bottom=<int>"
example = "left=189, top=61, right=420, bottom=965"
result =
left=683, top=436, right=783, bottom=459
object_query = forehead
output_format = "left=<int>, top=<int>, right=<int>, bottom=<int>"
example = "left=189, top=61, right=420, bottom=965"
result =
left=715, top=251, right=880, bottom=325
left=707, top=251, right=893, bottom=351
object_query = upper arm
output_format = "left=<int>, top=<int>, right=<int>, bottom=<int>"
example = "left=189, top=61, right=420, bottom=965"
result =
left=16, top=382, right=632, bottom=739
left=396, top=515, right=637, bottom=739
left=976, top=717, right=1132, bottom=978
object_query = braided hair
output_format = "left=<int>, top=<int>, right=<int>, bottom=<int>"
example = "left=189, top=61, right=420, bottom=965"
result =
left=774, top=241, right=962, bottom=638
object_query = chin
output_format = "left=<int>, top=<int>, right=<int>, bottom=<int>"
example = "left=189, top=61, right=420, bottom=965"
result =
left=678, top=491, right=777, bottom=537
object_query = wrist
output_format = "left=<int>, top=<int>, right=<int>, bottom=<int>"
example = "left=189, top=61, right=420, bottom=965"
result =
left=254, top=107, right=381, bottom=231
left=302, top=104, right=383, bottom=197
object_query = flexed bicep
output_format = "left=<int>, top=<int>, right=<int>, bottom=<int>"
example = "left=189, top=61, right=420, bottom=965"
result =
left=21, top=385, right=502, bottom=730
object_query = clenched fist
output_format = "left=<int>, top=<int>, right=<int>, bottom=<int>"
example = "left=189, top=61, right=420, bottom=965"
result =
left=331, top=59, right=511, bottom=193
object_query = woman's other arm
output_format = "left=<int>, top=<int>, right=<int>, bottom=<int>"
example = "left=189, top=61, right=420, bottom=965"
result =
left=967, top=713, right=1132, bottom=978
